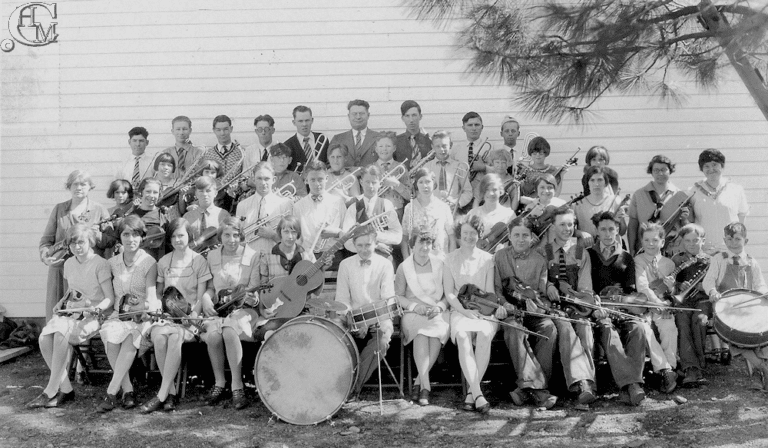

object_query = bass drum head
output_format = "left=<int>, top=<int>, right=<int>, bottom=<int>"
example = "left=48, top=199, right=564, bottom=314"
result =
left=255, top=316, right=359, bottom=425
left=713, top=289, right=768, bottom=348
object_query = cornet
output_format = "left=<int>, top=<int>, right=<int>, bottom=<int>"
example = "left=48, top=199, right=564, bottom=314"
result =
left=448, top=162, right=470, bottom=217
left=377, top=159, right=408, bottom=196
left=326, top=167, right=361, bottom=193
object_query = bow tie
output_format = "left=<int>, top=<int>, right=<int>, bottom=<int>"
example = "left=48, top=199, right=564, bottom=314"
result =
left=511, top=250, right=530, bottom=259
left=331, top=171, right=343, bottom=176
left=359, top=259, right=371, bottom=266
left=311, top=194, right=323, bottom=202
left=437, top=160, right=449, bottom=166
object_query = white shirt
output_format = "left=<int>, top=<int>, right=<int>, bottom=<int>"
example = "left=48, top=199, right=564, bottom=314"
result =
left=235, top=191, right=292, bottom=256
left=424, top=158, right=473, bottom=208
left=243, top=140, right=280, bottom=169
left=116, top=151, right=157, bottom=181
left=352, top=128, right=368, bottom=144
left=293, top=193, right=347, bottom=253
left=336, top=253, right=396, bottom=311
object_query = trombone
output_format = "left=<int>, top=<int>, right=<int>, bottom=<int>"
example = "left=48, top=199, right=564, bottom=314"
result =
left=408, top=150, right=436, bottom=179
left=377, top=159, right=408, bottom=196
left=308, top=134, right=328, bottom=165
left=326, top=167, right=361, bottom=193
left=242, top=211, right=291, bottom=243
left=443, top=162, right=469, bottom=216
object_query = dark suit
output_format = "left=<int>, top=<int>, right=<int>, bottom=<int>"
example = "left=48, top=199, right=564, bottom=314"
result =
left=329, top=129, right=380, bottom=168
left=284, top=131, right=328, bottom=172
left=394, top=131, right=431, bottom=170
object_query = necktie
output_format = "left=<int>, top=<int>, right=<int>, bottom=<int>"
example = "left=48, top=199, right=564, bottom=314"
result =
left=257, top=197, right=265, bottom=221
left=468, top=141, right=474, bottom=163
left=410, top=135, right=419, bottom=161
left=132, top=156, right=141, bottom=187
left=360, top=259, right=371, bottom=266
left=558, top=248, right=568, bottom=281
left=221, top=144, right=228, bottom=155
left=438, top=163, right=447, bottom=191
left=200, top=210, right=208, bottom=230
left=177, top=148, right=186, bottom=173
left=650, top=256, right=660, bottom=278
left=303, top=137, right=312, bottom=161
left=261, top=147, right=269, bottom=161
left=382, top=162, right=390, bottom=173
left=355, top=131, right=362, bottom=151
left=602, top=245, right=614, bottom=259
left=733, top=255, right=747, bottom=286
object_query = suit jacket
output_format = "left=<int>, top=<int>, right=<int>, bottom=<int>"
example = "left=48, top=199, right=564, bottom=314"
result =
left=284, top=131, right=328, bottom=172
left=395, top=132, right=431, bottom=170
left=330, top=129, right=380, bottom=168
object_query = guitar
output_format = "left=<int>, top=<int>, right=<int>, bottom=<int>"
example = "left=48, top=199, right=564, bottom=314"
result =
left=259, top=224, right=372, bottom=319
left=214, top=283, right=274, bottom=318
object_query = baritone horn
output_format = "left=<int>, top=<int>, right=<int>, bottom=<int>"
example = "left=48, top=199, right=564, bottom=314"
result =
left=276, top=183, right=297, bottom=200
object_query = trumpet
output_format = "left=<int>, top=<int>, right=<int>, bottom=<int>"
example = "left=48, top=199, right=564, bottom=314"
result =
left=377, top=160, right=408, bottom=196
left=327, top=167, right=361, bottom=193
left=242, top=211, right=291, bottom=242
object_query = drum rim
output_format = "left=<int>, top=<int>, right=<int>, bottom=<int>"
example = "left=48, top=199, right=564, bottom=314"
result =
left=713, top=288, right=768, bottom=348
left=254, top=315, right=360, bottom=425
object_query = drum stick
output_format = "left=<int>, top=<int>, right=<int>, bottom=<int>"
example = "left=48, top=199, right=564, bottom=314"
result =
left=731, top=292, right=768, bottom=308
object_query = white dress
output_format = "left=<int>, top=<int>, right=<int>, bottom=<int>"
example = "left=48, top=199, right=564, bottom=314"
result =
left=444, top=248, right=498, bottom=343
left=99, top=250, right=155, bottom=353
left=396, top=257, right=450, bottom=344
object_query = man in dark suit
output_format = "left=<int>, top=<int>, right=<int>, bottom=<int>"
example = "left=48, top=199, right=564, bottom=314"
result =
left=329, top=99, right=380, bottom=168
left=283, top=105, right=328, bottom=174
left=394, top=100, right=431, bottom=170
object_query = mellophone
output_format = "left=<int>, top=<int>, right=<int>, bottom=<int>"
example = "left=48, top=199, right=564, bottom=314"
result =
left=254, top=297, right=402, bottom=425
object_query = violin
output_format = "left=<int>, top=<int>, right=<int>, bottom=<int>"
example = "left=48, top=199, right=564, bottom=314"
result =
left=115, top=293, right=147, bottom=323
left=477, top=217, right=515, bottom=253
left=532, top=192, right=586, bottom=239
left=559, top=289, right=598, bottom=318
left=190, top=226, right=219, bottom=253
left=457, top=284, right=503, bottom=316
left=214, top=283, right=273, bottom=318
left=140, top=226, right=167, bottom=250
left=46, top=240, right=71, bottom=264
left=161, top=286, right=205, bottom=336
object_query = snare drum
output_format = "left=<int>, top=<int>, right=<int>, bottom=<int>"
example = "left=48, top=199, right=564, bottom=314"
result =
left=713, top=289, right=768, bottom=348
left=348, top=297, right=402, bottom=332
left=254, top=316, right=359, bottom=425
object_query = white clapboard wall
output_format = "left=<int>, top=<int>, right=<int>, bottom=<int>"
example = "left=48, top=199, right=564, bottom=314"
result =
left=1, top=0, right=766, bottom=317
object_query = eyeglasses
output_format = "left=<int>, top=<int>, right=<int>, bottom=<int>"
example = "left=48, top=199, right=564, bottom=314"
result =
left=255, top=127, right=273, bottom=134
left=652, top=168, right=670, bottom=174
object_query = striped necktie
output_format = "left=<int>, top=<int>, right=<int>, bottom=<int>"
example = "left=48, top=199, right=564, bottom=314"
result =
left=468, top=141, right=474, bottom=163
left=177, top=148, right=186, bottom=173
left=410, top=135, right=419, bottom=161
left=355, top=131, right=362, bottom=151
left=558, top=248, right=568, bottom=281
left=303, top=137, right=312, bottom=161
left=132, top=156, right=141, bottom=187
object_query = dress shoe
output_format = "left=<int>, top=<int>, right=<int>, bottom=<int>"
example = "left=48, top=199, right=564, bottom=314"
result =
left=140, top=396, right=164, bottom=414
left=45, top=390, right=75, bottom=408
left=509, top=388, right=529, bottom=406
left=531, top=389, right=557, bottom=410
left=205, top=386, right=227, bottom=406
left=577, top=380, right=596, bottom=405
left=720, top=348, right=731, bottom=366
left=474, top=395, right=491, bottom=414
left=410, top=388, right=420, bottom=403
left=232, top=389, right=249, bottom=410
left=461, top=393, right=475, bottom=412
left=163, top=394, right=177, bottom=411
left=97, top=394, right=118, bottom=413
left=660, top=369, right=678, bottom=394
left=418, top=389, right=429, bottom=406
left=26, top=392, right=55, bottom=409
left=122, top=391, right=136, bottom=409
left=628, top=383, right=645, bottom=406
left=682, top=367, right=703, bottom=388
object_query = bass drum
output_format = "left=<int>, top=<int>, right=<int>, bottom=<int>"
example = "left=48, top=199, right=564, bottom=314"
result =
left=255, top=316, right=359, bottom=425
left=713, top=288, right=768, bottom=348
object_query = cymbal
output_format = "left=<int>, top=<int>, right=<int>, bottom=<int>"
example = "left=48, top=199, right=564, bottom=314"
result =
left=306, top=298, right=347, bottom=312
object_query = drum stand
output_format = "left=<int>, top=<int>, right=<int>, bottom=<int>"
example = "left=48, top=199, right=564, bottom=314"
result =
left=374, top=326, right=404, bottom=415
